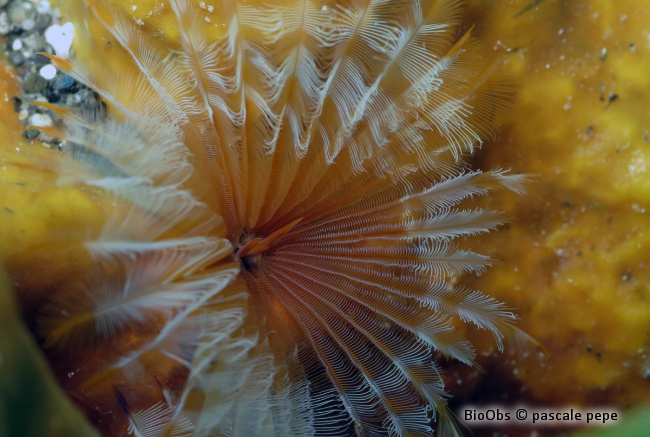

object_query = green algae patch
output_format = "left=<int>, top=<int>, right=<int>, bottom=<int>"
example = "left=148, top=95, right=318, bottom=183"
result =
left=0, top=269, right=99, bottom=437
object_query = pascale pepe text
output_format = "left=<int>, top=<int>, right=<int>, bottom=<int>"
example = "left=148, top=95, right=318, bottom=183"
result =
left=460, top=406, right=619, bottom=427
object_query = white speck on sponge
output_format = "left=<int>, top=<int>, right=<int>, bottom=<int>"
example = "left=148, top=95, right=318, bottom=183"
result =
left=36, top=1, right=51, bottom=14
left=39, top=64, right=57, bottom=80
left=45, top=22, right=74, bottom=55
left=29, top=113, right=52, bottom=127
left=11, top=39, right=22, bottom=51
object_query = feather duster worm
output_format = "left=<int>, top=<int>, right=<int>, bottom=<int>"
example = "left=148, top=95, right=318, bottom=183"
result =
left=4, top=0, right=531, bottom=435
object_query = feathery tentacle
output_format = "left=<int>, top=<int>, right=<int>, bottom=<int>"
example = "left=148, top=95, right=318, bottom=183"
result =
left=16, top=0, right=531, bottom=435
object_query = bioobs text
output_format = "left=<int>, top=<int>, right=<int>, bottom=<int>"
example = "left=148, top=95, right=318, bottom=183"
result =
left=464, top=409, right=510, bottom=422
